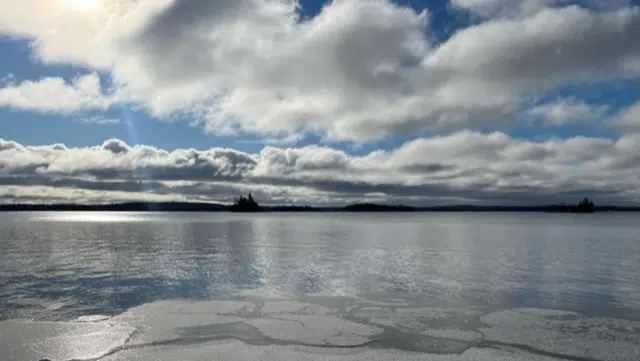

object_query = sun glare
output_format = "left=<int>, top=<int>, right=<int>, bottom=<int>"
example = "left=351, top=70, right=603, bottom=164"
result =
left=60, top=0, right=104, bottom=10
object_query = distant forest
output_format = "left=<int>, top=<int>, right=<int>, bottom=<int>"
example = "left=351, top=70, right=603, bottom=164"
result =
left=1, top=195, right=638, bottom=212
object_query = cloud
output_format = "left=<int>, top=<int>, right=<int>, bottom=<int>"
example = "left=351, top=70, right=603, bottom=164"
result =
left=451, top=0, right=632, bottom=18
left=426, top=6, right=640, bottom=85
left=3, top=138, right=258, bottom=182
left=612, top=100, right=640, bottom=130
left=526, top=98, right=610, bottom=126
left=75, top=116, right=121, bottom=125
left=450, top=0, right=558, bottom=18
left=0, top=73, right=112, bottom=114
left=236, top=133, right=306, bottom=147
left=2, top=133, right=640, bottom=205
left=0, top=185, right=183, bottom=205
left=125, top=0, right=433, bottom=140
left=1, top=1, right=638, bottom=140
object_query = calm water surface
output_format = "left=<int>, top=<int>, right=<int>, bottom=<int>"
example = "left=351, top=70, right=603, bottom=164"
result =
left=1, top=212, right=639, bottom=321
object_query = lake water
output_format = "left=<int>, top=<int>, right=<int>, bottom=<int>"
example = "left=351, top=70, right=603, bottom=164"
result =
left=1, top=212, right=639, bottom=360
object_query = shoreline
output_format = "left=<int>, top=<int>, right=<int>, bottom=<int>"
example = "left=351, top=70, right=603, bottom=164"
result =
left=1, top=202, right=639, bottom=212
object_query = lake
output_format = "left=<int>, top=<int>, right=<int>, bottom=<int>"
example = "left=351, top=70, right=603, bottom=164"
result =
left=1, top=212, right=639, bottom=360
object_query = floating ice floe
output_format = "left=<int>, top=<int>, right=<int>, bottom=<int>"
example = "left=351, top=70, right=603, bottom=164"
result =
left=1, top=297, right=639, bottom=361
left=0, top=320, right=134, bottom=361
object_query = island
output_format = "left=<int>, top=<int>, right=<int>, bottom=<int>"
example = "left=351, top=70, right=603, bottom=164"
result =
left=547, top=197, right=596, bottom=213
left=343, top=203, right=415, bottom=212
left=229, top=193, right=262, bottom=212
left=1, top=196, right=636, bottom=213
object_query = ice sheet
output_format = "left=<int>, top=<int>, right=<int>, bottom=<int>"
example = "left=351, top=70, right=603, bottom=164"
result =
left=261, top=300, right=335, bottom=316
left=0, top=320, right=134, bottom=361
left=479, top=308, right=640, bottom=361
left=2, top=298, right=639, bottom=361
left=98, top=340, right=562, bottom=361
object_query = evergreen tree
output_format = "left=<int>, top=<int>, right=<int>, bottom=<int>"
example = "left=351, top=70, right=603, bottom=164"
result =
left=230, top=193, right=261, bottom=212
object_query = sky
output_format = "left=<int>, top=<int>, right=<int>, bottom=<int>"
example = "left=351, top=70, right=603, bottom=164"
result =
left=0, top=0, right=639, bottom=206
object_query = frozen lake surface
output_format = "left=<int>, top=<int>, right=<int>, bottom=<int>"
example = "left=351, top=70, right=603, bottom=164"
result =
left=1, top=212, right=639, bottom=360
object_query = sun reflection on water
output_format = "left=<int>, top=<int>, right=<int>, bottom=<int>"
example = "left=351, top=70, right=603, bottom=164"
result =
left=37, top=212, right=147, bottom=223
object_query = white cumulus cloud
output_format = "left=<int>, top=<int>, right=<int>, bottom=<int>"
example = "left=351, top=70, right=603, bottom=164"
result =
left=526, top=99, right=610, bottom=126
left=0, top=73, right=112, bottom=114
left=2, top=133, right=640, bottom=205
left=613, top=100, right=640, bottom=130
left=0, top=1, right=637, bottom=140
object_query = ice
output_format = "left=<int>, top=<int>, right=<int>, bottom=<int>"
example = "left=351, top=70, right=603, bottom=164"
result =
left=420, top=329, right=482, bottom=342
left=479, top=308, right=640, bottom=361
left=0, top=320, right=134, bottom=361
left=261, top=300, right=336, bottom=316
left=75, top=315, right=113, bottom=322
left=352, top=306, right=479, bottom=332
left=109, top=300, right=254, bottom=346
left=99, top=341, right=561, bottom=361
left=480, top=308, right=578, bottom=327
left=2, top=299, right=640, bottom=361
left=234, top=287, right=296, bottom=300
left=249, top=315, right=382, bottom=346
left=108, top=299, right=381, bottom=348
left=512, top=308, right=580, bottom=317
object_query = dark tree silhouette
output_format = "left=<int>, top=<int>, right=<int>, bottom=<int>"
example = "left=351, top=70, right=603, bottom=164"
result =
left=229, top=193, right=262, bottom=212
left=343, top=203, right=415, bottom=212
left=576, top=197, right=595, bottom=213
left=551, top=197, right=595, bottom=213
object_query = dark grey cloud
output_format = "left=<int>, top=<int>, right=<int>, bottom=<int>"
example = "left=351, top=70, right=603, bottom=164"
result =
left=0, top=177, right=167, bottom=194
left=102, top=139, right=129, bottom=154
left=400, top=163, right=457, bottom=174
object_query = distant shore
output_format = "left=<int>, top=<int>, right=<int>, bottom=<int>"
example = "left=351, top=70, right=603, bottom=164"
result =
left=1, top=202, right=639, bottom=212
